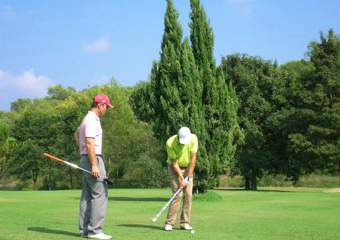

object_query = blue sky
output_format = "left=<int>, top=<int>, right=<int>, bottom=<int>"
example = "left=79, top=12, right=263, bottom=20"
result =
left=0, top=0, right=339, bottom=111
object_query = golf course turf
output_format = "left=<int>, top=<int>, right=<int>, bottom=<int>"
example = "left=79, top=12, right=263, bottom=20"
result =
left=0, top=188, right=338, bottom=240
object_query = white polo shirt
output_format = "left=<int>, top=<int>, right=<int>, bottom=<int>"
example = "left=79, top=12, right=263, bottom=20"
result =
left=78, top=111, right=103, bottom=155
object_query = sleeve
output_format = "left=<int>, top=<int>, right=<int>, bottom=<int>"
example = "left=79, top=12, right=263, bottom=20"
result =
left=84, top=116, right=96, bottom=139
left=166, top=141, right=177, bottom=160
left=190, top=134, right=198, bottom=153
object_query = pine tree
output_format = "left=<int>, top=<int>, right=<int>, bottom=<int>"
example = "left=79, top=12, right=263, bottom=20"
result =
left=135, top=0, right=240, bottom=193
left=180, top=37, right=204, bottom=134
left=148, top=0, right=185, bottom=144
left=189, top=0, right=241, bottom=192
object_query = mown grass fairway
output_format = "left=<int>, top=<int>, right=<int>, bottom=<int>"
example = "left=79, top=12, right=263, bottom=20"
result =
left=0, top=188, right=338, bottom=240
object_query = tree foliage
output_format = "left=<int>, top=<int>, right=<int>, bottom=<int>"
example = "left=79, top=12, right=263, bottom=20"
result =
left=189, top=0, right=241, bottom=192
left=0, top=122, right=16, bottom=186
left=1, top=81, right=164, bottom=190
left=220, top=54, right=278, bottom=190
left=275, top=29, right=340, bottom=178
left=132, top=0, right=241, bottom=193
left=0, top=3, right=339, bottom=192
left=48, top=84, right=76, bottom=101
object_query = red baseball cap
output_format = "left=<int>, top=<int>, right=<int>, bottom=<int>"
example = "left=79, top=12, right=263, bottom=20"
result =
left=93, top=94, right=114, bottom=108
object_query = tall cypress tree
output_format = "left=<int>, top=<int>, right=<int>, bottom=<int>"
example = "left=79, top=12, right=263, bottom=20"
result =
left=189, top=0, right=241, bottom=192
left=136, top=0, right=240, bottom=193
left=148, top=0, right=204, bottom=144
left=180, top=37, right=204, bottom=135
left=148, top=0, right=184, bottom=144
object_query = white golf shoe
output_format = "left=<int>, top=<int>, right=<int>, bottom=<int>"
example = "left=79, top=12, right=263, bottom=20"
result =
left=180, top=224, right=193, bottom=230
left=88, top=232, right=112, bottom=239
left=164, top=225, right=173, bottom=231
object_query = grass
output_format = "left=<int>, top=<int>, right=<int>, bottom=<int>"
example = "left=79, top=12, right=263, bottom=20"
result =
left=0, top=188, right=339, bottom=240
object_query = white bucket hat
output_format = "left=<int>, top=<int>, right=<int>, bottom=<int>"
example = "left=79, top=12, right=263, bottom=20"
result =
left=178, top=127, right=191, bottom=145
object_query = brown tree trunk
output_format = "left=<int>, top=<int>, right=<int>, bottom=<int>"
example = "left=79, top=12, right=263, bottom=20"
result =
left=250, top=173, right=257, bottom=190
left=245, top=177, right=250, bottom=190
left=32, top=169, right=39, bottom=190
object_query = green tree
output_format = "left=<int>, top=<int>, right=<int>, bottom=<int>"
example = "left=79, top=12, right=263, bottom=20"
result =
left=51, top=91, right=84, bottom=189
left=5, top=82, right=165, bottom=189
left=48, top=84, right=76, bottom=100
left=189, top=0, right=241, bottom=192
left=73, top=82, right=164, bottom=184
left=266, top=60, right=315, bottom=181
left=129, top=81, right=153, bottom=122
left=265, top=29, right=340, bottom=183
left=0, top=122, right=16, bottom=187
left=147, top=0, right=185, bottom=143
left=10, top=98, right=33, bottom=112
left=11, top=139, right=43, bottom=190
left=288, top=29, right=340, bottom=176
left=132, top=0, right=241, bottom=193
left=132, top=0, right=205, bottom=188
left=220, top=54, right=278, bottom=190
left=11, top=99, right=63, bottom=190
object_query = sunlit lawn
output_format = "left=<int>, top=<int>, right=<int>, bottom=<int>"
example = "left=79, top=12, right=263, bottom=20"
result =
left=0, top=187, right=338, bottom=240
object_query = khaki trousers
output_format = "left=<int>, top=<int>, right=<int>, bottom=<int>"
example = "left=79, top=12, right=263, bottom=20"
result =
left=165, top=165, right=193, bottom=227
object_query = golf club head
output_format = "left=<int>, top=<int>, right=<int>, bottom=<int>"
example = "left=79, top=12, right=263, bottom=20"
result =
left=104, top=178, right=114, bottom=187
left=150, top=217, right=158, bottom=222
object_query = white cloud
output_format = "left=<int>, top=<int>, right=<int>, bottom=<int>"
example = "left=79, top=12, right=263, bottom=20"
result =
left=227, top=0, right=254, bottom=17
left=83, top=37, right=110, bottom=53
left=0, top=5, right=16, bottom=21
left=16, top=69, right=53, bottom=93
left=0, top=69, right=54, bottom=110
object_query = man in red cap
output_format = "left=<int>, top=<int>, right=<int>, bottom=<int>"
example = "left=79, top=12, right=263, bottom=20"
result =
left=74, top=94, right=113, bottom=239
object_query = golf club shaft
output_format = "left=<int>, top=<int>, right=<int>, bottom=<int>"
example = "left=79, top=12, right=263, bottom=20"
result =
left=43, top=153, right=114, bottom=186
left=154, top=187, right=183, bottom=219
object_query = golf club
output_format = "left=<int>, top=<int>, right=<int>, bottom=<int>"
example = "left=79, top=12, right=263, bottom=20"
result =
left=43, top=153, right=114, bottom=187
left=150, top=177, right=193, bottom=222
left=150, top=187, right=183, bottom=222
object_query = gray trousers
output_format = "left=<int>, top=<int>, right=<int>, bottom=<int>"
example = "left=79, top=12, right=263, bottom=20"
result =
left=79, top=155, right=108, bottom=235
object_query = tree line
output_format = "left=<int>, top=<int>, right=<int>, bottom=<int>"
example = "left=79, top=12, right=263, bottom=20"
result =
left=1, top=0, right=339, bottom=191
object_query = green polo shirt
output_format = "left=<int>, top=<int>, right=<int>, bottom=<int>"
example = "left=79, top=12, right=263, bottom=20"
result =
left=166, top=134, right=198, bottom=167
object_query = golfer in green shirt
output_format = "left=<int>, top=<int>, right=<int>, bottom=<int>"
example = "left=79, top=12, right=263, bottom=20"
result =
left=164, top=127, right=198, bottom=231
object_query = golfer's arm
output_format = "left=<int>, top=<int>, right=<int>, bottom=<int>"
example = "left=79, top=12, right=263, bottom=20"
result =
left=171, top=159, right=185, bottom=181
left=74, top=129, right=80, bottom=146
left=85, top=137, right=98, bottom=168
left=187, top=153, right=196, bottom=177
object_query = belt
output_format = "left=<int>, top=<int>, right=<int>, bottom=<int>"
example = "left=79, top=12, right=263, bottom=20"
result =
left=168, top=164, right=188, bottom=169
left=179, top=166, right=189, bottom=169
left=82, top=154, right=102, bottom=157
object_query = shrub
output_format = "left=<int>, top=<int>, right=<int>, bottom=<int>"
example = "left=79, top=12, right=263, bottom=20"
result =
left=295, top=174, right=339, bottom=188
left=219, top=173, right=339, bottom=188
left=258, top=174, right=293, bottom=187
left=193, top=191, right=222, bottom=202
left=122, top=155, right=169, bottom=188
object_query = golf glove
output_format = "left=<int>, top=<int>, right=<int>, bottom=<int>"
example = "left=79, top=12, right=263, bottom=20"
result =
left=184, top=177, right=193, bottom=184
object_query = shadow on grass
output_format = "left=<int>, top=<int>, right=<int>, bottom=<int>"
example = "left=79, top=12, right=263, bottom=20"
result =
left=214, top=188, right=293, bottom=192
left=108, top=197, right=169, bottom=202
left=117, top=224, right=164, bottom=230
left=71, top=197, right=169, bottom=202
left=27, top=227, right=79, bottom=237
